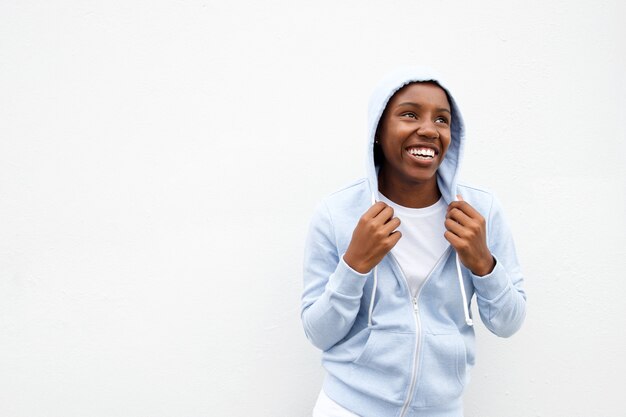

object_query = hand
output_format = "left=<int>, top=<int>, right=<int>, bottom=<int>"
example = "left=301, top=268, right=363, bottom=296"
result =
left=343, top=202, right=402, bottom=274
left=444, top=195, right=495, bottom=276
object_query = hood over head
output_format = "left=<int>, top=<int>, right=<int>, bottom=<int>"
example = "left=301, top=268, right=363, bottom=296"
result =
left=366, top=66, right=466, bottom=204
left=364, top=67, right=474, bottom=328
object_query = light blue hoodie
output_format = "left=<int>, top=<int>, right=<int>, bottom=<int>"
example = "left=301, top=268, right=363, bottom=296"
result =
left=301, top=67, right=527, bottom=417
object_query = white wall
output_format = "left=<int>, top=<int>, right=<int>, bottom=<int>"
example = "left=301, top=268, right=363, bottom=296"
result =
left=1, top=1, right=624, bottom=416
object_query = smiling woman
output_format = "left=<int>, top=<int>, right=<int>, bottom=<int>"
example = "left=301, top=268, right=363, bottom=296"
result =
left=375, top=82, right=452, bottom=209
left=301, top=67, right=527, bottom=417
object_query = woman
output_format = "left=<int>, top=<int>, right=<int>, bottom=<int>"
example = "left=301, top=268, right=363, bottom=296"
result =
left=301, top=67, right=527, bottom=417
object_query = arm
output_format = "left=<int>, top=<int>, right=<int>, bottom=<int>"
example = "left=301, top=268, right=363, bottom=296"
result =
left=301, top=200, right=401, bottom=350
left=471, top=195, right=527, bottom=337
left=300, top=202, right=369, bottom=351
left=445, top=194, right=527, bottom=337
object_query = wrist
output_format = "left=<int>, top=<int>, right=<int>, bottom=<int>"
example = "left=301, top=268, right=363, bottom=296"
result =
left=471, top=255, right=496, bottom=276
left=342, top=253, right=371, bottom=274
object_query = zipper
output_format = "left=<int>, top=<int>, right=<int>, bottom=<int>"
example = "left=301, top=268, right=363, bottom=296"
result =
left=391, top=246, right=452, bottom=417
left=399, top=294, right=421, bottom=417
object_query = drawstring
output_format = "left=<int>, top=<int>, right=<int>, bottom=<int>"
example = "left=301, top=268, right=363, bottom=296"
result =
left=367, top=263, right=378, bottom=327
left=368, top=191, right=378, bottom=327
left=454, top=194, right=473, bottom=327
left=456, top=252, right=474, bottom=326
left=366, top=190, right=473, bottom=327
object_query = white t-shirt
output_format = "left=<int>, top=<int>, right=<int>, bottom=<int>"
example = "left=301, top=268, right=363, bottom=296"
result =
left=312, top=389, right=360, bottom=417
left=378, top=193, right=449, bottom=297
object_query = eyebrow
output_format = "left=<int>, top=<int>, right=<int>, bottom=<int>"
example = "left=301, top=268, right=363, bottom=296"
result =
left=397, top=102, right=451, bottom=114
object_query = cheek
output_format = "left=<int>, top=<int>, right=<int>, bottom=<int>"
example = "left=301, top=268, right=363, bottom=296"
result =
left=381, top=144, right=395, bottom=161
left=439, top=136, right=452, bottom=161
left=442, top=135, right=452, bottom=153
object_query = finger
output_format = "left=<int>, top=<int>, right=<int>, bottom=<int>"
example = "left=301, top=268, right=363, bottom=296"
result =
left=444, top=230, right=464, bottom=249
left=444, top=217, right=467, bottom=238
left=372, top=205, right=395, bottom=226
left=447, top=207, right=473, bottom=227
left=382, top=216, right=401, bottom=235
left=362, top=201, right=388, bottom=220
left=447, top=200, right=481, bottom=220
left=387, top=230, right=402, bottom=248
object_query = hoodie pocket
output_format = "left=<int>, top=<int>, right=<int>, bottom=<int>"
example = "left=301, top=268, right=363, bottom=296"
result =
left=412, top=332, right=467, bottom=408
left=350, top=329, right=414, bottom=403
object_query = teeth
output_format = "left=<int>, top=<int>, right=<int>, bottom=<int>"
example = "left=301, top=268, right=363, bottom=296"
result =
left=408, top=147, right=435, bottom=158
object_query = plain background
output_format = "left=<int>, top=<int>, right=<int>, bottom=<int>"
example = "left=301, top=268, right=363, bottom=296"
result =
left=1, top=1, right=625, bottom=416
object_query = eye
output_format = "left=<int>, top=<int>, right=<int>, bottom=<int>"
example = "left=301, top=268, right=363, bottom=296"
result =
left=401, top=112, right=417, bottom=119
left=435, top=116, right=450, bottom=124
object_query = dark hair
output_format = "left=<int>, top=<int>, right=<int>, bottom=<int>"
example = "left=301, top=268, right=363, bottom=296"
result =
left=373, top=127, right=384, bottom=167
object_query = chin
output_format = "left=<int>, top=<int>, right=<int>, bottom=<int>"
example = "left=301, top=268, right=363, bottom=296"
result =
left=404, top=168, right=438, bottom=183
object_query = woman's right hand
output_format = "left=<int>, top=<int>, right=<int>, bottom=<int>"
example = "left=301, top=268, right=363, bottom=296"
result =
left=343, top=202, right=402, bottom=274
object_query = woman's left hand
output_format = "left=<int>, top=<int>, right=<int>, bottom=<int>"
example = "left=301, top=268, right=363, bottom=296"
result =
left=444, top=195, right=495, bottom=276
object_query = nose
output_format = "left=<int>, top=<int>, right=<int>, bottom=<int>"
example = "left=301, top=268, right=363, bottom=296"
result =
left=416, top=120, right=438, bottom=139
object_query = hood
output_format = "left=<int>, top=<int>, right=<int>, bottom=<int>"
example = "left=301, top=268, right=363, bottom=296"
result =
left=365, top=66, right=466, bottom=204
left=364, top=66, right=474, bottom=328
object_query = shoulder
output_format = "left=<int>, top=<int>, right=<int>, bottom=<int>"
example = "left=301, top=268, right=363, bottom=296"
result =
left=456, top=182, right=499, bottom=219
left=457, top=182, right=513, bottom=241
left=309, top=178, right=371, bottom=244
left=320, top=178, right=372, bottom=213
left=456, top=181, right=495, bottom=199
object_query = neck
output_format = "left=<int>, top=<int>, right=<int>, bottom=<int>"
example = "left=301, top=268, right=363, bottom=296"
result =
left=377, top=168, right=442, bottom=208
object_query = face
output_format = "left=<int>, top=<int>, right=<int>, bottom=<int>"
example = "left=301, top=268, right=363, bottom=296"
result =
left=376, top=82, right=452, bottom=187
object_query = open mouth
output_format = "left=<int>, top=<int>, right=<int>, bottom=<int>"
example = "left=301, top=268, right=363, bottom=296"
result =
left=406, top=146, right=437, bottom=160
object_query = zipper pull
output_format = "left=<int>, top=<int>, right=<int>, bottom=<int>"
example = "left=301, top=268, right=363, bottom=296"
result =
left=412, top=297, right=418, bottom=314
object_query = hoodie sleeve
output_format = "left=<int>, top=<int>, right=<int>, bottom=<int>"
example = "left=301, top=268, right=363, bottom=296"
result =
left=301, top=201, right=369, bottom=351
left=471, top=194, right=527, bottom=338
